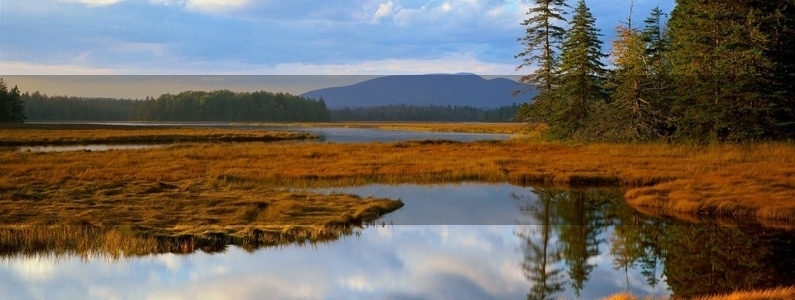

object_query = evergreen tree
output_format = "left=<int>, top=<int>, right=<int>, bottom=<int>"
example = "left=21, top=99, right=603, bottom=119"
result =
left=515, top=0, right=568, bottom=94
left=0, top=78, right=26, bottom=123
left=600, top=5, right=671, bottom=141
left=667, top=0, right=792, bottom=141
left=514, top=0, right=568, bottom=125
left=552, top=0, right=607, bottom=138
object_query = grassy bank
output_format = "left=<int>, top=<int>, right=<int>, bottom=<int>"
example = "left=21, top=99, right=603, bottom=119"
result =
left=602, top=286, right=795, bottom=300
left=2, top=138, right=794, bottom=221
left=0, top=123, right=315, bottom=146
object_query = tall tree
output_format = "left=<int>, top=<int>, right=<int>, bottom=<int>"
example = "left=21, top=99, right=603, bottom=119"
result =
left=515, top=0, right=569, bottom=94
left=600, top=5, right=671, bottom=140
left=0, top=78, right=26, bottom=123
left=514, top=0, right=568, bottom=126
left=667, top=0, right=794, bottom=141
left=552, top=0, right=608, bottom=138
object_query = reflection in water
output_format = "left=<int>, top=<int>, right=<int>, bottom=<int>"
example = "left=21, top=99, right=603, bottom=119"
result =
left=1, top=184, right=794, bottom=299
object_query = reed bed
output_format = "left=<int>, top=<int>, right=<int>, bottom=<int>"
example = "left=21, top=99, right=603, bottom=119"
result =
left=0, top=123, right=315, bottom=146
left=601, top=286, right=795, bottom=300
left=2, top=138, right=794, bottom=220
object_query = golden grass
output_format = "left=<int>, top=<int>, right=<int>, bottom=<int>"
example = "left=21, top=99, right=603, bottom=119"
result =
left=0, top=123, right=315, bottom=146
left=2, top=123, right=795, bottom=232
left=601, top=286, right=795, bottom=300
left=239, top=121, right=543, bottom=134
left=2, top=138, right=794, bottom=221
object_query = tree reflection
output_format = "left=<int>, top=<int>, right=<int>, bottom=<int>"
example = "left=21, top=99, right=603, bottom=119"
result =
left=515, top=187, right=795, bottom=299
left=517, top=189, right=565, bottom=300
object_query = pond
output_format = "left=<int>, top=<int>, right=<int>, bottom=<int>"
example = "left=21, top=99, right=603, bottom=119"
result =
left=17, top=123, right=511, bottom=152
left=16, top=144, right=166, bottom=153
left=2, top=183, right=793, bottom=299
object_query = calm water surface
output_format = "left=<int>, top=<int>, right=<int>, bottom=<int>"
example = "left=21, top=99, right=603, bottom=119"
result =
left=19, top=123, right=511, bottom=152
left=3, top=183, right=793, bottom=299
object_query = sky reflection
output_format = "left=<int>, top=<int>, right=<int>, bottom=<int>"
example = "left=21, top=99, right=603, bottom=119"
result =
left=1, top=224, right=666, bottom=300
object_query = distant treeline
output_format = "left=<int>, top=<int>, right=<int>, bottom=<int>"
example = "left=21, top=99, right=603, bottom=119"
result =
left=22, top=90, right=331, bottom=122
left=21, top=89, right=520, bottom=122
left=330, top=104, right=519, bottom=122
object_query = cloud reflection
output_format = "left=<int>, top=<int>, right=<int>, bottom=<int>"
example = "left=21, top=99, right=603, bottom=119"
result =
left=0, top=224, right=665, bottom=299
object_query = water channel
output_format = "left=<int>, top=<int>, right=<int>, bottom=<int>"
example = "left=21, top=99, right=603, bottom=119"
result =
left=4, top=124, right=794, bottom=299
left=2, top=183, right=793, bottom=299
left=13, top=124, right=512, bottom=152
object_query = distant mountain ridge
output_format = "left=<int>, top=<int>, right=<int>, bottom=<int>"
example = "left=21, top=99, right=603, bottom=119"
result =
left=300, top=74, right=535, bottom=108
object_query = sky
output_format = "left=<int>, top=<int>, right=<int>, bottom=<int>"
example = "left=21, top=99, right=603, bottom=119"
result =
left=0, top=0, right=674, bottom=97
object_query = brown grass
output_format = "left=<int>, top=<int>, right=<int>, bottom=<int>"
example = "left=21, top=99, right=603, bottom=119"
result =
left=601, top=286, right=795, bottom=300
left=0, top=123, right=315, bottom=146
left=2, top=138, right=794, bottom=221
left=2, top=123, right=795, bottom=229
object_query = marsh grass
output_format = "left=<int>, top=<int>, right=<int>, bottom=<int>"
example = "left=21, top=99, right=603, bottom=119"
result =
left=3, top=137, right=794, bottom=221
left=0, top=123, right=315, bottom=146
left=2, top=123, right=795, bottom=259
left=601, top=286, right=795, bottom=300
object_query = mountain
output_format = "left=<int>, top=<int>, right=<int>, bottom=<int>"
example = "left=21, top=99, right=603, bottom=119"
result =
left=300, top=74, right=535, bottom=108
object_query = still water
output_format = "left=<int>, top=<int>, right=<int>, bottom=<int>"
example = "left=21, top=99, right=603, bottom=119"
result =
left=2, top=183, right=793, bottom=299
left=16, top=124, right=511, bottom=152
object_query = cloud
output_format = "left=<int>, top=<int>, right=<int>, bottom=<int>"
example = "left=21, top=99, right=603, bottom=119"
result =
left=0, top=52, right=521, bottom=76
left=184, top=0, right=250, bottom=13
left=60, top=0, right=123, bottom=7
left=372, top=1, right=396, bottom=23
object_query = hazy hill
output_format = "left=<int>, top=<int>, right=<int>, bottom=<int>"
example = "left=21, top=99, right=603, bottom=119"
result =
left=300, top=74, right=534, bottom=108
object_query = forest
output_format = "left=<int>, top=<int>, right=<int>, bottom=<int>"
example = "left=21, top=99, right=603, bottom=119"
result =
left=18, top=90, right=519, bottom=122
left=517, top=0, right=795, bottom=142
left=21, top=89, right=331, bottom=122
left=0, top=78, right=26, bottom=123
left=329, top=104, right=519, bottom=122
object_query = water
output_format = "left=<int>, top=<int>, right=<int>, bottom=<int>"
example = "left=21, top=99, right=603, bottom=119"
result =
left=16, top=144, right=166, bottom=153
left=18, top=123, right=511, bottom=152
left=2, top=183, right=793, bottom=299
left=277, top=127, right=512, bottom=143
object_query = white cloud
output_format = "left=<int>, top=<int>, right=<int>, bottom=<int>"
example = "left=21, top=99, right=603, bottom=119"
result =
left=185, top=0, right=250, bottom=13
left=0, top=52, right=521, bottom=76
left=60, top=0, right=123, bottom=7
left=372, top=1, right=395, bottom=23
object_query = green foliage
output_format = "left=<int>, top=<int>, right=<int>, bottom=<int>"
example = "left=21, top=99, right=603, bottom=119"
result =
left=133, top=90, right=330, bottom=122
left=22, top=90, right=331, bottom=122
left=553, top=0, right=608, bottom=138
left=516, top=1, right=795, bottom=143
left=330, top=104, right=519, bottom=122
left=0, top=79, right=27, bottom=123
left=516, top=0, right=569, bottom=94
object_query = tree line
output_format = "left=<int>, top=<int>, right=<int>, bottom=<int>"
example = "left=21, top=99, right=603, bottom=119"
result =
left=21, top=89, right=331, bottom=122
left=516, top=0, right=795, bottom=142
left=19, top=88, right=522, bottom=122
left=330, top=104, right=519, bottom=122
left=0, top=78, right=26, bottom=123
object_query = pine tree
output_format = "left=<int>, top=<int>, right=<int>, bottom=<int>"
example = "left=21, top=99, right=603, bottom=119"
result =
left=601, top=5, right=671, bottom=141
left=667, top=0, right=791, bottom=141
left=553, top=0, right=607, bottom=138
left=515, top=0, right=569, bottom=94
left=514, top=0, right=569, bottom=126
left=0, top=78, right=26, bottom=123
